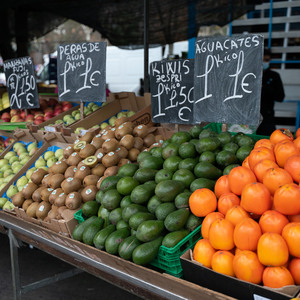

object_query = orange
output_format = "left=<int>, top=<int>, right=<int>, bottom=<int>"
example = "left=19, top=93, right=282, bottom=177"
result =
left=274, top=140, right=299, bottom=167
left=242, top=156, right=250, bottom=169
left=240, top=182, right=272, bottom=215
left=284, top=154, right=300, bottom=183
left=225, top=205, right=250, bottom=227
left=257, top=232, right=289, bottom=267
left=233, top=250, right=264, bottom=284
left=294, top=136, right=300, bottom=151
left=259, top=210, right=289, bottom=234
left=228, top=166, right=257, bottom=196
left=189, top=188, right=217, bottom=217
left=289, top=258, right=300, bottom=285
left=262, top=266, right=294, bottom=288
left=282, top=222, right=300, bottom=258
left=270, top=128, right=293, bottom=145
left=193, top=239, right=216, bottom=268
left=209, top=218, right=235, bottom=251
left=233, top=217, right=262, bottom=251
left=217, top=193, right=240, bottom=216
left=214, top=175, right=231, bottom=198
left=262, top=167, right=293, bottom=195
left=273, top=183, right=300, bottom=216
left=253, top=159, right=278, bottom=183
left=296, top=128, right=300, bottom=139
left=288, top=214, right=300, bottom=222
left=211, top=250, right=235, bottom=277
left=254, top=139, right=274, bottom=150
left=201, top=212, right=224, bottom=240
left=248, top=147, right=276, bottom=171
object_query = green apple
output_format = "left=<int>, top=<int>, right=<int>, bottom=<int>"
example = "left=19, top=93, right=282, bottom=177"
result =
left=17, top=176, right=28, bottom=187
left=12, top=163, right=23, bottom=174
left=0, top=197, right=8, bottom=208
left=117, top=111, right=127, bottom=118
left=0, top=159, right=9, bottom=168
left=54, top=149, right=63, bottom=159
left=27, top=141, right=37, bottom=153
left=13, top=142, right=24, bottom=152
left=26, top=167, right=36, bottom=179
left=44, top=151, right=55, bottom=161
left=100, top=122, right=109, bottom=130
left=72, top=109, right=80, bottom=117
left=92, top=104, right=99, bottom=112
left=55, top=120, right=64, bottom=125
left=35, top=157, right=46, bottom=168
left=74, top=113, right=81, bottom=121
left=66, top=119, right=75, bottom=126
left=3, top=200, right=15, bottom=210
left=19, top=152, right=29, bottom=160
left=127, top=111, right=136, bottom=117
left=74, top=127, right=85, bottom=135
left=3, top=169, right=13, bottom=177
left=87, top=102, right=94, bottom=109
left=92, top=125, right=100, bottom=129
left=6, top=185, right=18, bottom=198
left=46, top=156, right=57, bottom=168
left=20, top=156, right=31, bottom=165
left=4, top=152, right=16, bottom=161
left=85, top=110, right=92, bottom=116
left=63, top=114, right=73, bottom=122
left=109, top=116, right=117, bottom=126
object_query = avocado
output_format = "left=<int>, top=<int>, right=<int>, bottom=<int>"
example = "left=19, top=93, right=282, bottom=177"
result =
left=172, top=169, right=195, bottom=188
left=93, top=224, right=116, bottom=250
left=117, top=163, right=139, bottom=177
left=129, top=212, right=155, bottom=230
left=170, top=131, right=191, bottom=144
left=116, top=176, right=140, bottom=195
left=223, top=164, right=240, bottom=175
left=162, top=230, right=190, bottom=248
left=120, top=195, right=132, bottom=209
left=137, top=151, right=152, bottom=164
left=139, top=156, right=164, bottom=170
left=163, top=156, right=182, bottom=172
left=155, top=169, right=174, bottom=184
left=149, top=147, right=163, bottom=158
left=82, top=201, right=100, bottom=217
left=216, top=150, right=238, bottom=168
left=105, top=228, right=130, bottom=254
left=134, top=168, right=157, bottom=183
left=189, top=125, right=203, bottom=138
left=162, top=143, right=179, bottom=159
left=190, top=178, right=215, bottom=192
left=185, top=214, right=202, bottom=232
left=100, top=175, right=121, bottom=192
left=136, top=220, right=165, bottom=242
left=118, top=235, right=141, bottom=260
left=122, top=203, right=148, bottom=222
left=130, top=183, right=156, bottom=205
left=155, top=180, right=185, bottom=202
left=164, top=208, right=190, bottom=232
left=155, top=202, right=176, bottom=221
left=178, top=142, right=197, bottom=159
left=108, top=207, right=123, bottom=225
left=116, top=219, right=130, bottom=230
left=217, top=131, right=232, bottom=145
left=95, top=190, right=105, bottom=204
left=174, top=192, right=192, bottom=209
left=196, top=137, right=221, bottom=154
left=132, top=236, right=163, bottom=265
left=72, top=216, right=98, bottom=242
left=194, top=162, right=222, bottom=180
left=101, top=189, right=122, bottom=211
left=147, top=195, right=162, bottom=214
left=199, top=151, right=216, bottom=164
left=223, top=142, right=239, bottom=154
left=178, top=157, right=198, bottom=172
left=82, top=217, right=104, bottom=245
left=236, top=145, right=253, bottom=162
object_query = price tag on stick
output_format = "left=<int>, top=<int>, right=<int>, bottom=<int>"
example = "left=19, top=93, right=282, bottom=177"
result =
left=193, top=34, right=264, bottom=126
left=57, top=42, right=107, bottom=102
left=150, top=59, right=194, bottom=124
left=4, top=56, right=39, bottom=109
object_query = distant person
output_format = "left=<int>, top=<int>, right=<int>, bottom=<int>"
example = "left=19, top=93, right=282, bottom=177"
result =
left=256, top=48, right=285, bottom=136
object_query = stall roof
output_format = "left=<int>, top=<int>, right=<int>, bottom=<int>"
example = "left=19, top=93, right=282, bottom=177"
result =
left=3, top=0, right=262, bottom=47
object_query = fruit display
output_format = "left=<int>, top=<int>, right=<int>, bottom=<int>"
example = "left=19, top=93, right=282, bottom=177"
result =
left=191, top=128, right=300, bottom=288
left=0, top=92, right=10, bottom=111
left=0, top=136, right=15, bottom=153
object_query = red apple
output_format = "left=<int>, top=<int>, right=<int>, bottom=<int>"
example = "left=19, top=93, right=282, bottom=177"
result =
left=10, top=109, right=18, bottom=116
left=1, top=112, right=11, bottom=120
left=48, top=98, right=58, bottom=106
left=20, top=111, right=26, bottom=119
left=2, top=118, right=10, bottom=123
left=44, top=107, right=53, bottom=113
left=25, top=114, right=34, bottom=121
left=4, top=138, right=14, bottom=147
left=34, top=113, right=44, bottom=119
left=33, top=119, right=43, bottom=125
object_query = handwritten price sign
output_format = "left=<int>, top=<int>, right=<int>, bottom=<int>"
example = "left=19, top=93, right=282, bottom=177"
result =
left=150, top=59, right=194, bottom=124
left=193, top=34, right=264, bottom=126
left=57, top=42, right=106, bottom=102
left=4, top=56, right=39, bottom=109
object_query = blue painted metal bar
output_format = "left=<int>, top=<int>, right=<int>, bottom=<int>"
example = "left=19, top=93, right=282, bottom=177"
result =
left=268, top=0, right=273, bottom=48
left=188, top=0, right=196, bottom=59
left=270, top=60, right=300, bottom=64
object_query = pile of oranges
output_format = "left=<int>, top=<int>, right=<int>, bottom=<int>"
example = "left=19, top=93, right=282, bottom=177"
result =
left=189, top=128, right=300, bottom=289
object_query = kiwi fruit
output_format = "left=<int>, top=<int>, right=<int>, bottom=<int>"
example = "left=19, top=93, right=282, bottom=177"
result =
left=133, top=124, right=148, bottom=138
left=56, top=206, right=67, bottom=220
left=54, top=192, right=67, bottom=207
left=42, top=174, right=52, bottom=187
left=26, top=202, right=39, bottom=218
left=79, top=144, right=96, bottom=159
left=65, top=192, right=82, bottom=210
left=22, top=199, right=33, bottom=211
left=74, top=165, right=91, bottom=181
left=63, top=146, right=74, bottom=159
left=77, top=161, right=85, bottom=169
left=118, top=158, right=131, bottom=167
left=102, top=138, right=119, bottom=153
left=22, top=182, right=39, bottom=199
left=32, top=186, right=46, bottom=202
left=104, top=166, right=119, bottom=177
left=123, top=121, right=134, bottom=130
left=74, top=141, right=86, bottom=152
left=115, top=116, right=129, bottom=127
left=79, top=131, right=95, bottom=143
left=95, top=148, right=105, bottom=162
left=133, top=137, right=144, bottom=150
left=67, top=152, right=82, bottom=166
left=49, top=174, right=65, bottom=189
left=155, top=135, right=164, bottom=143
left=47, top=206, right=58, bottom=221
left=36, top=201, right=52, bottom=220
left=97, top=176, right=107, bottom=190
left=102, top=151, right=120, bottom=168
left=31, top=168, right=48, bottom=185
left=81, top=185, right=98, bottom=203
left=101, top=129, right=115, bottom=139
left=115, top=146, right=128, bottom=159
left=83, top=175, right=100, bottom=187
left=128, top=148, right=140, bottom=161
left=41, top=188, right=54, bottom=202
left=11, top=192, right=25, bottom=207
left=91, top=136, right=105, bottom=149
left=91, top=164, right=106, bottom=177
left=119, top=134, right=135, bottom=150
left=50, top=160, right=68, bottom=174
left=115, top=124, right=133, bottom=140
left=64, top=166, right=77, bottom=178
left=61, top=177, right=82, bottom=194
left=143, top=134, right=156, bottom=148
left=83, top=156, right=98, bottom=168
left=49, top=188, right=63, bottom=204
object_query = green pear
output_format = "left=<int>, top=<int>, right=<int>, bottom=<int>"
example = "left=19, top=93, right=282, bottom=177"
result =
left=0, top=171, right=3, bottom=178
left=35, top=157, right=46, bottom=169
left=0, top=178, right=4, bottom=185
left=17, top=176, right=28, bottom=187
left=66, top=119, right=75, bottom=126
left=74, top=127, right=85, bottom=135
left=9, top=156, right=19, bottom=165
left=109, top=116, right=117, bottom=126
left=12, top=164, right=23, bottom=174
left=3, top=200, right=15, bottom=210
left=74, top=113, right=81, bottom=121
left=85, top=110, right=92, bottom=116
left=13, top=142, right=24, bottom=152
left=6, top=185, right=18, bottom=198
left=0, top=197, right=8, bottom=208
left=39, top=166, right=48, bottom=171
left=87, top=102, right=94, bottom=109
left=18, top=152, right=29, bottom=160
left=0, top=183, right=7, bottom=190
left=3, top=169, right=13, bottom=177
left=100, top=122, right=109, bottom=129
left=46, top=157, right=57, bottom=168
left=0, top=159, right=9, bottom=168
left=4, top=174, right=15, bottom=183
left=55, top=120, right=64, bottom=125
left=127, top=111, right=136, bottom=117
left=44, top=151, right=55, bottom=161
left=20, top=156, right=31, bottom=165
left=4, top=152, right=16, bottom=161
left=29, top=147, right=39, bottom=156
left=27, top=141, right=37, bottom=153
left=63, top=114, right=73, bottom=122
left=54, top=149, right=63, bottom=159
left=16, top=147, right=27, bottom=156
left=72, top=109, right=80, bottom=117
left=117, top=111, right=127, bottom=118
left=26, top=167, right=36, bottom=179
left=92, top=104, right=99, bottom=112
left=17, top=185, right=24, bottom=192
left=92, top=125, right=100, bottom=129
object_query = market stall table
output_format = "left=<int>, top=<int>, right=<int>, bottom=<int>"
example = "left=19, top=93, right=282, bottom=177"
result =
left=0, top=211, right=233, bottom=300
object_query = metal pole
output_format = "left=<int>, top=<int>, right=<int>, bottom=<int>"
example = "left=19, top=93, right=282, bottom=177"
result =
left=268, top=0, right=273, bottom=49
left=144, top=0, right=149, bottom=93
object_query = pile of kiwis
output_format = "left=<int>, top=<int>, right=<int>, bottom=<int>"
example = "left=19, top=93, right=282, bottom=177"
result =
left=11, top=117, right=165, bottom=223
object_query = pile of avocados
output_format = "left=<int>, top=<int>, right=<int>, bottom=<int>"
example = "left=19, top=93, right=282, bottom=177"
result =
left=72, top=126, right=255, bottom=266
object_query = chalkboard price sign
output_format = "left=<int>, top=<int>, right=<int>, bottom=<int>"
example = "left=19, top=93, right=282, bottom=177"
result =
left=193, top=34, right=264, bottom=126
left=4, top=56, right=39, bottom=109
left=150, top=59, right=194, bottom=124
left=57, top=42, right=106, bottom=102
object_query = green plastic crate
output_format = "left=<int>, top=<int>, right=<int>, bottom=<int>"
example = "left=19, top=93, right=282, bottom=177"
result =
left=0, top=122, right=27, bottom=131
left=203, top=123, right=269, bottom=141
left=74, top=209, right=85, bottom=224
left=150, top=225, right=202, bottom=277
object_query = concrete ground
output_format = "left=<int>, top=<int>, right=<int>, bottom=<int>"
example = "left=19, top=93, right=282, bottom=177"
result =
left=0, top=233, right=142, bottom=300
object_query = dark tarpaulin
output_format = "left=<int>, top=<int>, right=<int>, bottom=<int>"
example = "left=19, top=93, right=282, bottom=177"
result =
left=3, top=0, right=262, bottom=47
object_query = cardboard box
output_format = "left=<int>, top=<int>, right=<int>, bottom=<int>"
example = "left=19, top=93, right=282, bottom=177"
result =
left=180, top=249, right=300, bottom=300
